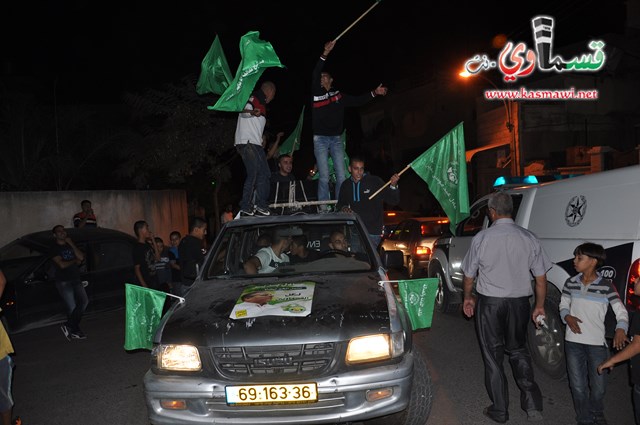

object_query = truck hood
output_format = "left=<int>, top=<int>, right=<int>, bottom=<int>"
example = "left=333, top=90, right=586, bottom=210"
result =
left=158, top=273, right=392, bottom=347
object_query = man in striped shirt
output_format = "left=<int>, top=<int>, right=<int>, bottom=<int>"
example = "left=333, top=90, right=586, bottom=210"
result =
left=73, top=199, right=97, bottom=228
left=311, top=40, right=387, bottom=207
left=560, top=242, right=629, bottom=425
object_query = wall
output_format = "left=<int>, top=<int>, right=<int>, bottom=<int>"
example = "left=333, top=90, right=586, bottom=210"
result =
left=0, top=190, right=188, bottom=248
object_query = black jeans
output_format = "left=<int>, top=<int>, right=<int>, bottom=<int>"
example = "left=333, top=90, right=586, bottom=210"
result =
left=476, top=294, right=543, bottom=421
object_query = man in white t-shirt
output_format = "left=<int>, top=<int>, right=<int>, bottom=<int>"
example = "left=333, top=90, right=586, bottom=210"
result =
left=235, top=81, right=276, bottom=217
left=244, top=229, right=291, bottom=274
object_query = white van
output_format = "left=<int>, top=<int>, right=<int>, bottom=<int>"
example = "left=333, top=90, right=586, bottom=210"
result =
left=428, top=164, right=640, bottom=378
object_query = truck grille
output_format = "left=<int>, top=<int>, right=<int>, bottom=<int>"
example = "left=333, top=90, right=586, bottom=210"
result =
left=213, top=343, right=335, bottom=377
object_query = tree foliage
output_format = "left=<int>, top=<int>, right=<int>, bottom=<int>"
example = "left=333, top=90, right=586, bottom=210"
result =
left=0, top=77, right=130, bottom=191
left=118, top=75, right=237, bottom=189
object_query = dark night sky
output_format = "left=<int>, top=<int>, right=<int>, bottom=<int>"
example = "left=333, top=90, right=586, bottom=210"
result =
left=1, top=0, right=630, bottom=183
left=3, top=0, right=628, bottom=107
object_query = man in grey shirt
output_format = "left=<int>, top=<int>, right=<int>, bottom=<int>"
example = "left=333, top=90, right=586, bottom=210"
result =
left=461, top=191, right=551, bottom=423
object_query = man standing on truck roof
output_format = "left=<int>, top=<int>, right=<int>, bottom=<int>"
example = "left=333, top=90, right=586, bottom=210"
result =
left=461, top=191, right=551, bottom=423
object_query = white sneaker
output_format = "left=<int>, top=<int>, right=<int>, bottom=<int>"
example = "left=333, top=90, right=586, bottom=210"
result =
left=254, top=206, right=271, bottom=216
left=60, top=325, right=71, bottom=341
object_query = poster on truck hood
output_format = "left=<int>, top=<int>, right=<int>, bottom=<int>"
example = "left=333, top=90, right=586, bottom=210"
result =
left=230, top=282, right=315, bottom=319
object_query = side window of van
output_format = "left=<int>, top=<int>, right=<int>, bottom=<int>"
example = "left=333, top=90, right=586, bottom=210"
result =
left=458, top=202, right=489, bottom=237
left=455, top=194, right=523, bottom=237
left=511, top=194, right=523, bottom=219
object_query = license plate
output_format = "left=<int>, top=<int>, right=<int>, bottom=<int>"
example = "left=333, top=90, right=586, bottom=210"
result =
left=225, top=383, right=318, bottom=405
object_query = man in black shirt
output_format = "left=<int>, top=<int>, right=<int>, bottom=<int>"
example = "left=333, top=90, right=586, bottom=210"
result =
left=178, top=217, right=208, bottom=294
left=51, top=225, right=88, bottom=340
left=270, top=154, right=297, bottom=204
left=132, top=220, right=160, bottom=290
left=289, top=235, right=319, bottom=264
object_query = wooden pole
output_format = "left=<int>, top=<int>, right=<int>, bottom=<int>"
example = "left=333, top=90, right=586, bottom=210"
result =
left=368, top=163, right=412, bottom=200
left=334, top=1, right=381, bottom=41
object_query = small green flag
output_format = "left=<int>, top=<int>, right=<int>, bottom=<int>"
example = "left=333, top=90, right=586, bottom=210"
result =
left=196, top=35, right=233, bottom=96
left=210, top=31, right=285, bottom=112
left=410, top=122, right=469, bottom=233
left=397, top=278, right=438, bottom=330
left=278, top=106, right=305, bottom=156
left=124, top=283, right=167, bottom=351
left=313, top=130, right=351, bottom=182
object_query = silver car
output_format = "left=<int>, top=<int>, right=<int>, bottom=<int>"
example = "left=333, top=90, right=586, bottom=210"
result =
left=379, top=217, right=449, bottom=279
left=144, top=212, right=432, bottom=425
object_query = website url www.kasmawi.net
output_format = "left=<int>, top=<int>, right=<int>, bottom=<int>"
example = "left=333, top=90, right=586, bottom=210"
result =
left=485, top=87, right=599, bottom=101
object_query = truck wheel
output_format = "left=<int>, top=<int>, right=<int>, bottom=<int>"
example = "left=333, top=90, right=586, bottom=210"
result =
left=365, top=348, right=433, bottom=425
left=433, top=267, right=458, bottom=313
left=527, top=288, right=566, bottom=379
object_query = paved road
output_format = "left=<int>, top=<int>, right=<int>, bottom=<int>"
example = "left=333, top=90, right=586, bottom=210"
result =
left=416, top=309, right=634, bottom=425
left=9, top=307, right=636, bottom=425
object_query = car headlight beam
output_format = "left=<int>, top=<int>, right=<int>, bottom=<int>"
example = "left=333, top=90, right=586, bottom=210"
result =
left=157, top=344, right=202, bottom=371
left=346, top=332, right=404, bottom=365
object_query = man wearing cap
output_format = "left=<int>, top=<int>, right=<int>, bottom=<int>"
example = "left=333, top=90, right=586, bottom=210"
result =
left=244, top=228, right=291, bottom=274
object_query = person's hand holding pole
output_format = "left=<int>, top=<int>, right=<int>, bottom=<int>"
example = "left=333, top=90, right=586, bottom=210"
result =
left=323, top=40, right=335, bottom=57
left=369, top=164, right=410, bottom=200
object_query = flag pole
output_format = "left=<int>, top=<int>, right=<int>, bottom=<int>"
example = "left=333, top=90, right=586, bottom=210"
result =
left=368, top=163, right=412, bottom=200
left=334, top=1, right=381, bottom=41
left=166, top=293, right=186, bottom=303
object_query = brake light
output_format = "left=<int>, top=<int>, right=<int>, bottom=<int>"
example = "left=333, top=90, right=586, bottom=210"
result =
left=626, top=259, right=640, bottom=311
left=386, top=212, right=397, bottom=217
left=415, top=246, right=431, bottom=256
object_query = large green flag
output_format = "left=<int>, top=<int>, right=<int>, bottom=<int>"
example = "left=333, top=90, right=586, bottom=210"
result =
left=196, top=35, right=232, bottom=96
left=210, top=31, right=284, bottom=112
left=124, top=283, right=167, bottom=351
left=313, top=130, right=351, bottom=182
left=278, top=106, right=305, bottom=156
left=410, top=122, right=469, bottom=233
left=397, top=278, right=439, bottom=330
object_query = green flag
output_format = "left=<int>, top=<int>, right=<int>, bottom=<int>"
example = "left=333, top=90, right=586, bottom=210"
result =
left=278, top=106, right=305, bottom=156
left=124, top=283, right=167, bottom=351
left=210, top=31, right=285, bottom=112
left=313, top=130, right=351, bottom=182
left=397, top=278, right=438, bottom=330
left=410, top=122, right=469, bottom=233
left=196, top=35, right=232, bottom=96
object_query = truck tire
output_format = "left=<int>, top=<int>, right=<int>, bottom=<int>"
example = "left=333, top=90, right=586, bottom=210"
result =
left=432, top=266, right=459, bottom=314
left=527, top=287, right=566, bottom=379
left=365, top=348, right=433, bottom=425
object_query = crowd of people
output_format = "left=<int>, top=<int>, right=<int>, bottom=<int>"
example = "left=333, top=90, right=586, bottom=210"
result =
left=3, top=39, right=640, bottom=425
left=234, top=39, right=393, bottom=224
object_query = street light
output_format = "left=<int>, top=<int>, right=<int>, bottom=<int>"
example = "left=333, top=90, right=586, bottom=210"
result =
left=458, top=70, right=521, bottom=176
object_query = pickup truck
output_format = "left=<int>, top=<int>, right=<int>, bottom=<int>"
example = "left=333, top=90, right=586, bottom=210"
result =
left=428, top=165, right=640, bottom=378
left=144, top=212, right=433, bottom=424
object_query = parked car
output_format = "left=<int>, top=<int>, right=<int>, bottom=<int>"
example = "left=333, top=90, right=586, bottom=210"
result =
left=0, top=227, right=137, bottom=333
left=381, top=210, right=420, bottom=239
left=379, top=217, right=449, bottom=278
left=428, top=165, right=640, bottom=379
left=144, top=212, right=433, bottom=425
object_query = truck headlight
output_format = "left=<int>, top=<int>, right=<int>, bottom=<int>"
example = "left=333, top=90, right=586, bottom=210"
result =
left=156, top=344, right=201, bottom=371
left=346, top=332, right=404, bottom=364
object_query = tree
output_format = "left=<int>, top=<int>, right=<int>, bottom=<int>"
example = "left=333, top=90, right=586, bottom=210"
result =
left=0, top=77, right=128, bottom=191
left=118, top=75, right=237, bottom=219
